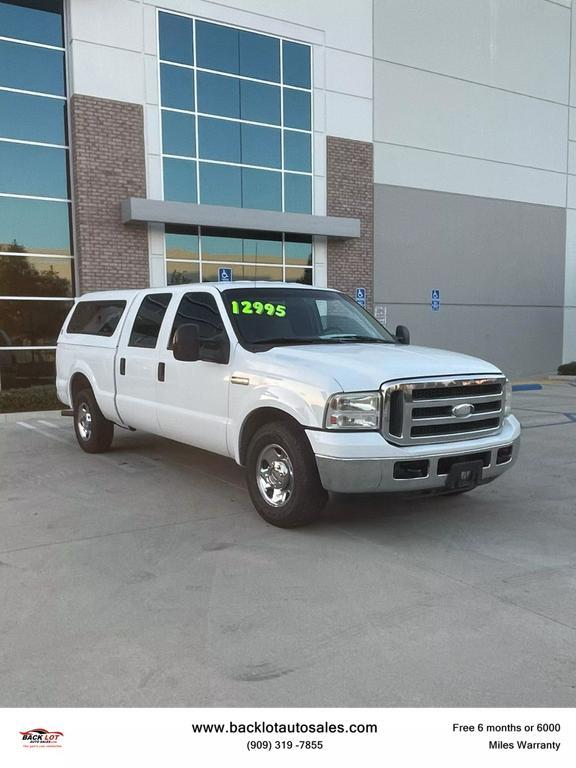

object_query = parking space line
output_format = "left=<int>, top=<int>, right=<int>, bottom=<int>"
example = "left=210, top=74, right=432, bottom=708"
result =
left=37, top=419, right=61, bottom=429
left=15, top=419, right=245, bottom=489
left=515, top=407, right=575, bottom=415
left=522, top=420, right=576, bottom=430
left=16, top=421, right=70, bottom=444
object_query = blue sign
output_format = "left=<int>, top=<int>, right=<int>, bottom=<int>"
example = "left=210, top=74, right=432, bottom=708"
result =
left=355, top=287, right=367, bottom=307
left=431, top=288, right=440, bottom=312
left=218, top=267, right=232, bottom=282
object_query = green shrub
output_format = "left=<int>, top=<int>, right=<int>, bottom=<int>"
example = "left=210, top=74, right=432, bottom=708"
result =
left=0, top=384, right=62, bottom=414
left=558, top=361, right=576, bottom=375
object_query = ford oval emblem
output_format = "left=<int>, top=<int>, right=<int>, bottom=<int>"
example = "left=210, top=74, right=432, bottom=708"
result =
left=452, top=403, right=475, bottom=418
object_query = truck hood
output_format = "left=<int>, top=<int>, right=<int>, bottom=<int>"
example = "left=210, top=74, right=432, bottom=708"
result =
left=260, top=343, right=502, bottom=392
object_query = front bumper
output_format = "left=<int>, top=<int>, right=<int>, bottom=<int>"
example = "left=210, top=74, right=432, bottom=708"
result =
left=308, top=415, right=521, bottom=494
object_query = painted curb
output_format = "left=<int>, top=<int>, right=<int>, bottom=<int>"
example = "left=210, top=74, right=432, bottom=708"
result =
left=512, top=384, right=543, bottom=392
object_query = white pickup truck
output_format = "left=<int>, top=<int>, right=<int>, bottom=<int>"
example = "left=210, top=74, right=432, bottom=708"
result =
left=56, top=282, right=520, bottom=527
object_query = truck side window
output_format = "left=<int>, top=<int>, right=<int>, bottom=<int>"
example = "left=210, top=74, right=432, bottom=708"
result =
left=67, top=300, right=126, bottom=337
left=169, top=292, right=229, bottom=361
left=128, top=293, right=172, bottom=349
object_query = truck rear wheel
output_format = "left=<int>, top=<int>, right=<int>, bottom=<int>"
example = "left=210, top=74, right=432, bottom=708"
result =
left=246, top=421, right=328, bottom=528
left=73, top=387, right=114, bottom=453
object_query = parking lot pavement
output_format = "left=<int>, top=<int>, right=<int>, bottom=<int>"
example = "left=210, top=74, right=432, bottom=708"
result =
left=0, top=382, right=575, bottom=708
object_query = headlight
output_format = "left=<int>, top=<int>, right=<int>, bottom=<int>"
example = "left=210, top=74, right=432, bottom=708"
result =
left=325, top=391, right=381, bottom=430
left=504, top=379, right=512, bottom=416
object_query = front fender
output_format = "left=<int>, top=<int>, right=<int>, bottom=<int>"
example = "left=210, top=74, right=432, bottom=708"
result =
left=229, top=380, right=329, bottom=463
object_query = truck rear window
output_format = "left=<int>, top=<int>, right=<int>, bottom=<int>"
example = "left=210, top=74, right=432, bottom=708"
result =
left=67, top=300, right=126, bottom=337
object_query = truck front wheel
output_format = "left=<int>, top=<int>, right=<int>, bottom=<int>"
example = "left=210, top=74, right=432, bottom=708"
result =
left=246, top=421, right=328, bottom=527
left=73, top=387, right=114, bottom=453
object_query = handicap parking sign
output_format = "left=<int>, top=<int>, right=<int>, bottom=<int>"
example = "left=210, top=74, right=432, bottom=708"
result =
left=218, top=267, right=232, bottom=282
left=431, top=288, right=440, bottom=311
left=355, top=287, right=367, bottom=307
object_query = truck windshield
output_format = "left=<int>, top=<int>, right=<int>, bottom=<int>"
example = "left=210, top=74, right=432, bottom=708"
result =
left=221, top=287, right=396, bottom=348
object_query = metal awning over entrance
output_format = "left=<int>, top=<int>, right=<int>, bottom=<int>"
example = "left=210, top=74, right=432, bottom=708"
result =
left=121, top=198, right=360, bottom=239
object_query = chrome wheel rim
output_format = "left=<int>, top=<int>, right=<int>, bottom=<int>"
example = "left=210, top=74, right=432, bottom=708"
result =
left=77, top=402, right=92, bottom=441
left=256, top=443, right=295, bottom=508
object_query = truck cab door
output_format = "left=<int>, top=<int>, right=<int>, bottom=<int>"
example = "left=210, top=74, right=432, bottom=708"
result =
left=115, top=292, right=172, bottom=433
left=155, top=290, right=232, bottom=456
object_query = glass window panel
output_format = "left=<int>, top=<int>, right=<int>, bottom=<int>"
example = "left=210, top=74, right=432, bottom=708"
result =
left=284, top=172, right=312, bottom=213
left=241, top=124, right=280, bottom=168
left=285, top=267, right=313, bottom=284
left=67, top=300, right=126, bottom=336
left=0, top=40, right=65, bottom=95
left=240, top=80, right=280, bottom=125
left=242, top=168, right=281, bottom=211
left=252, top=264, right=283, bottom=281
left=201, top=232, right=243, bottom=263
left=283, top=88, right=311, bottom=130
left=162, top=110, right=196, bottom=157
left=285, top=235, right=312, bottom=266
left=197, top=72, right=240, bottom=118
left=167, top=260, right=200, bottom=285
left=243, top=234, right=282, bottom=264
left=282, top=41, right=311, bottom=88
left=201, top=262, right=235, bottom=282
left=201, top=229, right=282, bottom=264
left=198, top=117, right=240, bottom=163
left=196, top=21, right=239, bottom=74
left=0, top=348, right=55, bottom=389
left=199, top=163, right=241, bottom=207
left=239, top=30, right=280, bottom=82
left=284, top=130, right=311, bottom=172
left=170, top=292, right=225, bottom=348
left=0, top=255, right=72, bottom=297
left=0, top=197, right=70, bottom=255
left=0, top=91, right=66, bottom=145
left=0, top=0, right=63, bottom=47
left=0, top=298, right=72, bottom=346
left=159, top=11, right=193, bottom=65
left=163, top=158, right=197, bottom=203
left=160, top=63, right=194, bottom=110
left=165, top=227, right=199, bottom=261
left=0, top=142, right=68, bottom=198
left=201, top=262, right=282, bottom=282
left=129, top=293, right=172, bottom=349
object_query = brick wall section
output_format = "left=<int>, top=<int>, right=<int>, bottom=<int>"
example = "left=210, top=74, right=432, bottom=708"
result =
left=70, top=94, right=149, bottom=293
left=326, top=136, right=374, bottom=310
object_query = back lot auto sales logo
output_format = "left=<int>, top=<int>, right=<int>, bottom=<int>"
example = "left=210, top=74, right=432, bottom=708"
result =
left=20, top=728, right=64, bottom=748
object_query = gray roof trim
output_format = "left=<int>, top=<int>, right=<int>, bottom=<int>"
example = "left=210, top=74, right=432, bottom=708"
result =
left=121, top=198, right=360, bottom=239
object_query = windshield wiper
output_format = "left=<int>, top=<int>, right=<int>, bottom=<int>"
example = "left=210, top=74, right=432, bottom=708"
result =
left=251, top=336, right=393, bottom=346
left=252, top=337, right=330, bottom=346
left=323, top=335, right=393, bottom=343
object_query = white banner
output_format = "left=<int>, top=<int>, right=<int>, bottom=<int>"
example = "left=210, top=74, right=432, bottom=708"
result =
left=1, top=708, right=575, bottom=766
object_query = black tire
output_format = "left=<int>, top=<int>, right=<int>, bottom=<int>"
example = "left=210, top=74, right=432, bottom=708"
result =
left=245, top=420, right=328, bottom=528
left=73, top=387, right=114, bottom=453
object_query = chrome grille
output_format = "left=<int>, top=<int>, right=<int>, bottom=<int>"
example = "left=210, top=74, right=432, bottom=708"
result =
left=382, top=375, right=506, bottom=445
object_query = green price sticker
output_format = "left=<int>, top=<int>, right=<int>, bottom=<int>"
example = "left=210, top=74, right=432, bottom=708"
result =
left=231, top=300, right=286, bottom=317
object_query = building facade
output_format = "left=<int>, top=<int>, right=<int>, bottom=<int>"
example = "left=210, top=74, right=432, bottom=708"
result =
left=0, top=0, right=574, bottom=387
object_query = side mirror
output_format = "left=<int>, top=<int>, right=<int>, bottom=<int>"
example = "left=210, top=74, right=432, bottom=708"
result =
left=173, top=323, right=200, bottom=362
left=395, top=324, right=410, bottom=345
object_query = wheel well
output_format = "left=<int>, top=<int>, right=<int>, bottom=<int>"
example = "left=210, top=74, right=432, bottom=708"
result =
left=70, top=372, right=91, bottom=404
left=238, top=408, right=302, bottom=465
